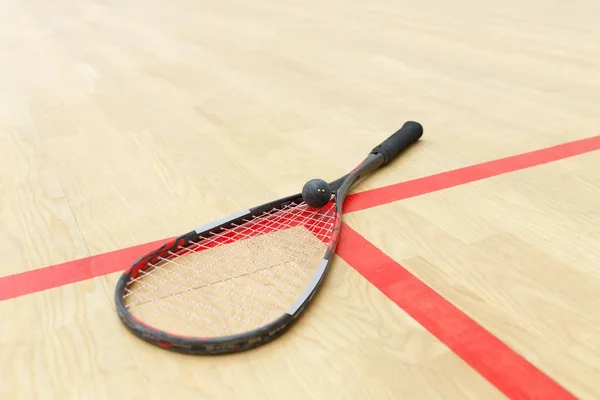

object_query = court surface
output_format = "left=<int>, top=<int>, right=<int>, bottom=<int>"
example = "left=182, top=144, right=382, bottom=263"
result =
left=2, top=0, right=600, bottom=398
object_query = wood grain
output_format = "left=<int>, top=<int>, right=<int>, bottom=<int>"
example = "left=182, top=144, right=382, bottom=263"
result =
left=1, top=0, right=600, bottom=397
left=0, top=263, right=505, bottom=399
left=347, top=156, right=600, bottom=399
left=0, top=130, right=88, bottom=275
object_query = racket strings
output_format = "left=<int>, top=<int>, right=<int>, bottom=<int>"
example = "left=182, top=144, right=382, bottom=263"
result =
left=130, top=203, right=332, bottom=334
left=122, top=209, right=333, bottom=334
left=123, top=202, right=333, bottom=305
left=122, top=199, right=337, bottom=337
left=126, top=240, right=310, bottom=334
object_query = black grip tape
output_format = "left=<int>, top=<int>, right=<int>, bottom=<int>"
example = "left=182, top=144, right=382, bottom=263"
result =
left=370, top=121, right=423, bottom=165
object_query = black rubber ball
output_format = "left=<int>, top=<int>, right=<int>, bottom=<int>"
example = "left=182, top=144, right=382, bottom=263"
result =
left=302, top=178, right=332, bottom=208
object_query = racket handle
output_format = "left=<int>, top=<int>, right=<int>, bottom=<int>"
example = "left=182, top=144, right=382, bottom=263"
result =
left=371, top=121, right=423, bottom=165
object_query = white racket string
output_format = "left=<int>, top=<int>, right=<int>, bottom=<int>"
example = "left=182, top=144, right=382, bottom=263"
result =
left=121, top=199, right=337, bottom=337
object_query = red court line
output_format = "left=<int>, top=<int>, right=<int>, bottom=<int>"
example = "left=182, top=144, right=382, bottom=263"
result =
left=0, top=240, right=166, bottom=301
left=336, top=222, right=577, bottom=400
left=1, top=135, right=599, bottom=300
left=0, top=135, right=595, bottom=398
left=344, top=134, right=600, bottom=213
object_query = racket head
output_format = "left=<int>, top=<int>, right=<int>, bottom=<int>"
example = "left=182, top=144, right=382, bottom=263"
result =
left=114, top=192, right=342, bottom=355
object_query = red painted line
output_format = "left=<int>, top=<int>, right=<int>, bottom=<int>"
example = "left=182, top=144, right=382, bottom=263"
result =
left=1, top=135, right=599, bottom=302
left=344, top=135, right=600, bottom=213
left=336, top=222, right=577, bottom=400
left=0, top=135, right=595, bottom=398
left=0, top=239, right=166, bottom=301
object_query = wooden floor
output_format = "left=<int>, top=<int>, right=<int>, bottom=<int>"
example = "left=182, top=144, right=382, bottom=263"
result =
left=2, top=0, right=600, bottom=398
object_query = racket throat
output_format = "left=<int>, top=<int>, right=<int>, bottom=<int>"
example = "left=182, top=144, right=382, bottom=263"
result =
left=334, top=153, right=385, bottom=201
